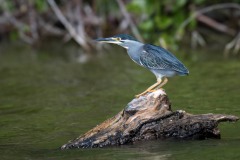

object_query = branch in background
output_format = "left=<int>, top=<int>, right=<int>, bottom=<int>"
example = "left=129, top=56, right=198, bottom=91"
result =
left=176, top=3, right=240, bottom=54
left=191, top=30, right=206, bottom=48
left=0, top=0, right=238, bottom=55
left=38, top=18, right=65, bottom=36
left=3, top=12, right=34, bottom=44
left=0, top=0, right=35, bottom=44
left=176, top=3, right=240, bottom=39
left=224, top=32, right=240, bottom=56
left=197, top=13, right=236, bottom=36
left=28, top=0, right=39, bottom=41
left=47, top=0, right=90, bottom=51
left=83, top=5, right=102, bottom=26
left=116, top=0, right=144, bottom=42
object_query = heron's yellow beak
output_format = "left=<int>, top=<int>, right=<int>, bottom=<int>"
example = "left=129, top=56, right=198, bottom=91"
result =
left=95, top=37, right=122, bottom=44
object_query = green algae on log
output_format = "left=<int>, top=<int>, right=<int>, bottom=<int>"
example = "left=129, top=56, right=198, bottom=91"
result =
left=61, top=90, right=239, bottom=149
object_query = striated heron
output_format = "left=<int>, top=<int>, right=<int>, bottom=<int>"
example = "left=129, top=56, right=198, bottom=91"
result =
left=96, top=34, right=189, bottom=97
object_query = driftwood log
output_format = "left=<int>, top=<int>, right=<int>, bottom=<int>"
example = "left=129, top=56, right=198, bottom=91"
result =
left=61, top=89, right=239, bottom=149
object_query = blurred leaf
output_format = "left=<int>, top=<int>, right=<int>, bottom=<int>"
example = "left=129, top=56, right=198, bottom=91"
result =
left=127, top=0, right=145, bottom=13
left=145, top=1, right=160, bottom=14
left=23, top=25, right=30, bottom=33
left=173, top=11, right=185, bottom=25
left=96, top=0, right=118, bottom=15
left=139, top=20, right=153, bottom=31
left=189, top=19, right=197, bottom=30
left=9, top=30, right=19, bottom=41
left=176, top=0, right=187, bottom=7
left=35, top=0, right=48, bottom=12
left=175, top=28, right=185, bottom=41
left=4, top=1, right=14, bottom=11
left=159, top=33, right=178, bottom=50
left=159, top=37, right=168, bottom=49
left=173, top=0, right=187, bottom=10
left=155, top=16, right=173, bottom=29
left=194, top=0, right=206, bottom=5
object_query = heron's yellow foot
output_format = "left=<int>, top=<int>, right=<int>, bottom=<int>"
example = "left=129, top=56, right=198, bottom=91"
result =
left=135, top=90, right=150, bottom=98
left=135, top=91, right=147, bottom=98
left=135, top=79, right=163, bottom=98
left=148, top=89, right=157, bottom=92
left=135, top=89, right=156, bottom=98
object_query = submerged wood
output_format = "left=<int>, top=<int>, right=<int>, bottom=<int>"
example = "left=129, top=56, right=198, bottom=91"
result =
left=61, top=90, right=239, bottom=149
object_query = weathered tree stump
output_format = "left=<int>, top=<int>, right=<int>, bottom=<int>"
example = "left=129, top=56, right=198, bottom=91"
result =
left=61, top=89, right=239, bottom=149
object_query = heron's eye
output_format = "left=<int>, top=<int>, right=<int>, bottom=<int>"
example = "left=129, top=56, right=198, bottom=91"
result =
left=116, top=37, right=121, bottom=41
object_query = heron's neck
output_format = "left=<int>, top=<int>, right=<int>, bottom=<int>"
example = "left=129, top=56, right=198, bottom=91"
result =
left=125, top=41, right=144, bottom=64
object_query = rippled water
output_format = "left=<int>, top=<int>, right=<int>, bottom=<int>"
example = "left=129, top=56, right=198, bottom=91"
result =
left=0, top=41, right=239, bottom=159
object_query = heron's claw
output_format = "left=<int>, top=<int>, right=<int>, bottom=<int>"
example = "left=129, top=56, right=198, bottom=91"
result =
left=135, top=78, right=168, bottom=98
left=148, top=89, right=157, bottom=92
left=135, top=92, right=147, bottom=98
left=135, top=88, right=167, bottom=98
left=135, top=89, right=155, bottom=98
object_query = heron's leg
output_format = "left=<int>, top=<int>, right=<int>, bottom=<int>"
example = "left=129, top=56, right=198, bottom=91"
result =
left=135, top=78, right=162, bottom=98
left=156, top=77, right=168, bottom=89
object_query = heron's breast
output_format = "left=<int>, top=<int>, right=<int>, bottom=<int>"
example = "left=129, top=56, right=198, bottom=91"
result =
left=150, top=69, right=178, bottom=78
left=127, top=49, right=142, bottom=65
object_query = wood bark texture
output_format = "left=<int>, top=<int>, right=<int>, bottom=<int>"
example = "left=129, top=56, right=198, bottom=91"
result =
left=61, top=90, right=239, bottom=149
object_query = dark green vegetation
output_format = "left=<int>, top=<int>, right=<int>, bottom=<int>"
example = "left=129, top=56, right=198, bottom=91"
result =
left=0, top=42, right=240, bottom=159
left=0, top=0, right=239, bottom=54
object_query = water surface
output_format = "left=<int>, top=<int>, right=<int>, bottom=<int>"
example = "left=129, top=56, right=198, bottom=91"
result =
left=0, top=42, right=239, bottom=159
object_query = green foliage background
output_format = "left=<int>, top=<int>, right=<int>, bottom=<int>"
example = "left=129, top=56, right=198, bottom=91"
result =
left=0, top=0, right=239, bottom=50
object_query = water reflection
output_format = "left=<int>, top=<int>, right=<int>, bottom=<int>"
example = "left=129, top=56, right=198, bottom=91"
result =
left=0, top=42, right=239, bottom=159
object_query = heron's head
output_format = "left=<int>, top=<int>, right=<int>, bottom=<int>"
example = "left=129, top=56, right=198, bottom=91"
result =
left=95, top=34, right=140, bottom=49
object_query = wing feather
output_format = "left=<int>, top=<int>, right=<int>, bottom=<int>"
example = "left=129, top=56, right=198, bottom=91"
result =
left=139, top=44, right=189, bottom=74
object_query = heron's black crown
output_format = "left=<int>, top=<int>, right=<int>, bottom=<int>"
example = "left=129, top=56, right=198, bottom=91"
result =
left=113, top=34, right=138, bottom=41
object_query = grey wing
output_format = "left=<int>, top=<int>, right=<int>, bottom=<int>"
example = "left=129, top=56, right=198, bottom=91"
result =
left=139, top=44, right=189, bottom=74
